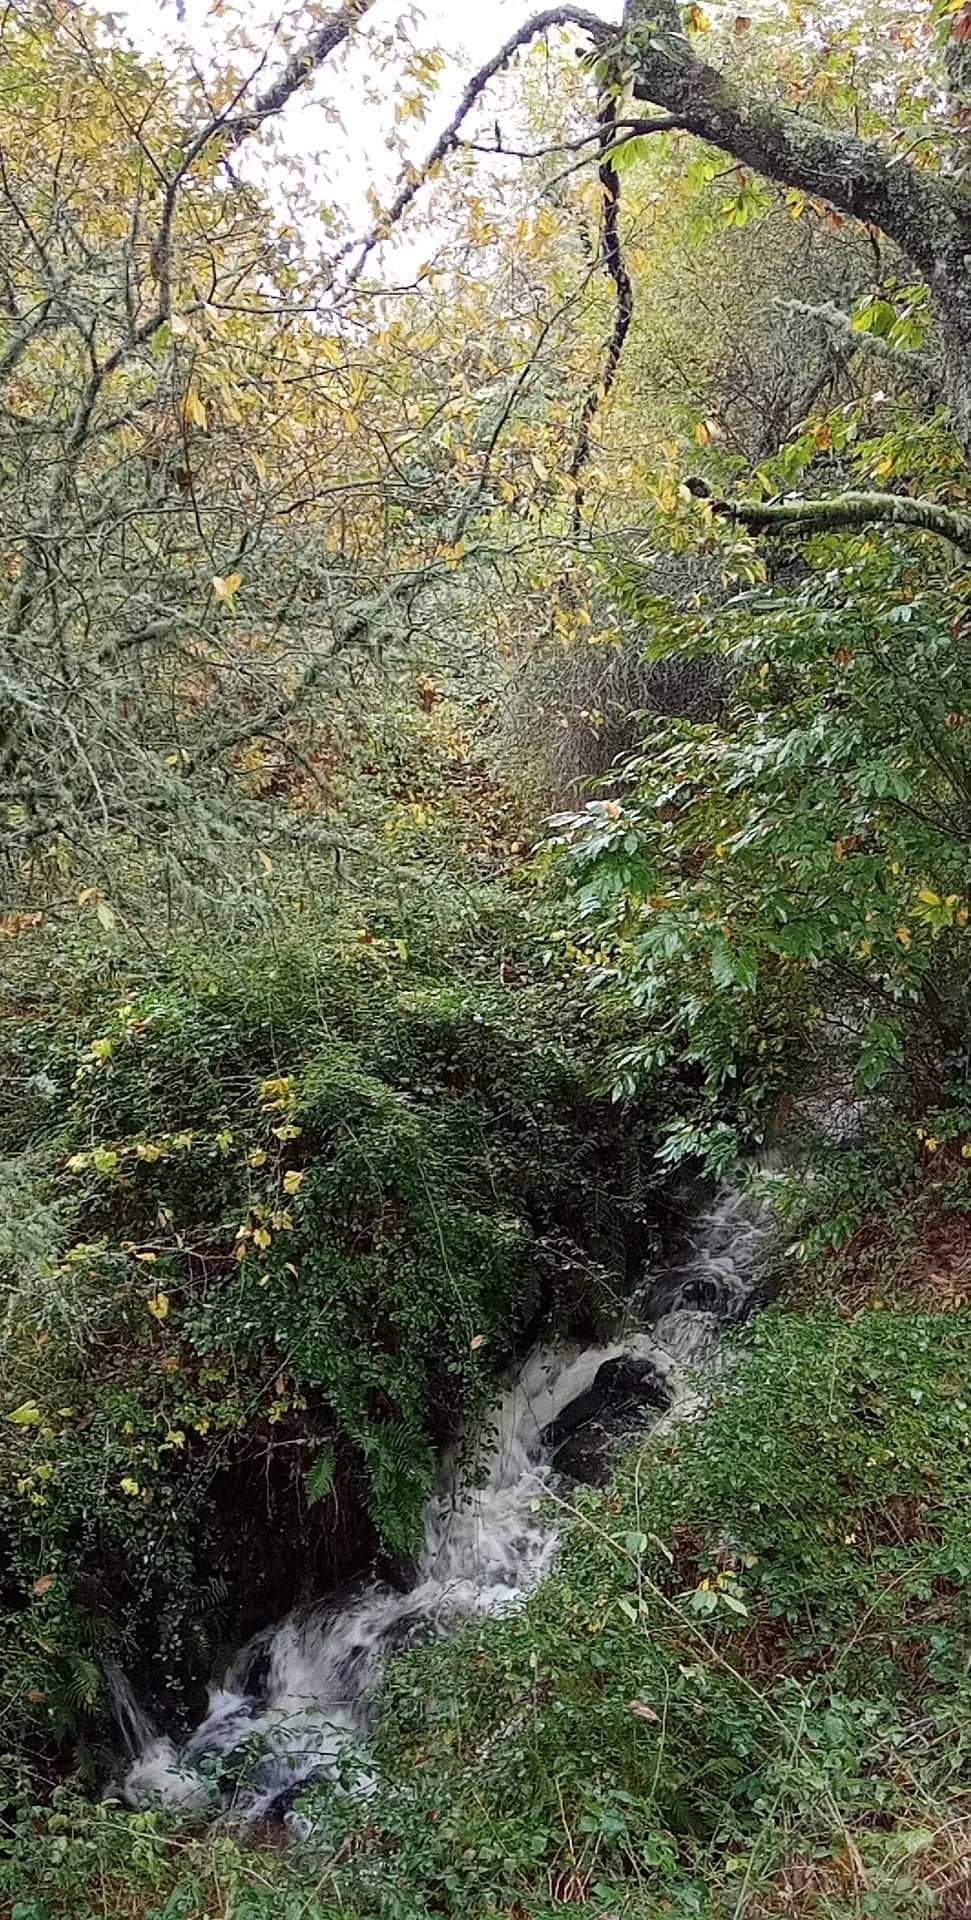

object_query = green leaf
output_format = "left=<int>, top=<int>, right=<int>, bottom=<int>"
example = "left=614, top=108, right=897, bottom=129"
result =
left=719, top=1590, right=748, bottom=1616
left=852, top=298, right=897, bottom=337
left=611, top=135, right=652, bottom=174
left=305, top=1444, right=336, bottom=1508
left=710, top=940, right=757, bottom=992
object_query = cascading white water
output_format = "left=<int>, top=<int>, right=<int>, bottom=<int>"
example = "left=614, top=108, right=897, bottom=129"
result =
left=116, top=1191, right=766, bottom=1824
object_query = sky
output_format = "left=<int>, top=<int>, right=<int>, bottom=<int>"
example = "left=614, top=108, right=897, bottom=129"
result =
left=92, top=0, right=623, bottom=235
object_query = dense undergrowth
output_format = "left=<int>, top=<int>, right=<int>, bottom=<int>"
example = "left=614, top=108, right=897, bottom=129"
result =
left=3, top=4, right=971, bottom=1915
left=0, top=877, right=664, bottom=1780
left=4, top=1298, right=969, bottom=1919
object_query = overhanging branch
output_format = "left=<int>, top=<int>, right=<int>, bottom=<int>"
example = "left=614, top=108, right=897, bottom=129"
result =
left=338, top=7, right=612, bottom=292
left=687, top=478, right=971, bottom=558
left=619, top=0, right=971, bottom=455
left=621, top=0, right=971, bottom=283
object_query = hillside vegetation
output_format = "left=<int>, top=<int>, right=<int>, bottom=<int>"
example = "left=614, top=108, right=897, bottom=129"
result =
left=2, top=0, right=970, bottom=1914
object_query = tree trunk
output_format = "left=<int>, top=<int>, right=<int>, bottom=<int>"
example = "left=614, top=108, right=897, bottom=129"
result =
left=621, top=0, right=971, bottom=465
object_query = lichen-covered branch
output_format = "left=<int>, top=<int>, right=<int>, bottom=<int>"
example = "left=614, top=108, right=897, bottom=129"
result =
left=772, top=300, right=941, bottom=394
left=620, top=0, right=971, bottom=459
left=689, top=479, right=971, bottom=557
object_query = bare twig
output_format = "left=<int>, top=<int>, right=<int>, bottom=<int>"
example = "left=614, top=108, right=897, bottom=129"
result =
left=570, top=92, right=636, bottom=533
left=338, top=7, right=612, bottom=292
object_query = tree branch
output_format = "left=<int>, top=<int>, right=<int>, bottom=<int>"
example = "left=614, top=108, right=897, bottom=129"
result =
left=570, top=93, right=636, bottom=532
left=771, top=298, right=940, bottom=392
left=338, top=6, right=612, bottom=291
left=621, top=0, right=971, bottom=283
left=686, top=477, right=971, bottom=557
left=618, top=2, right=971, bottom=455
left=223, top=0, right=377, bottom=148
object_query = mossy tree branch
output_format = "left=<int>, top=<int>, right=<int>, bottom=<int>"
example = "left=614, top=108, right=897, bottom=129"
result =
left=687, top=479, right=971, bottom=558
left=619, top=0, right=971, bottom=459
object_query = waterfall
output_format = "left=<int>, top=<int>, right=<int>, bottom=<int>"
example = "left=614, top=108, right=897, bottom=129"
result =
left=116, top=1190, right=767, bottom=1825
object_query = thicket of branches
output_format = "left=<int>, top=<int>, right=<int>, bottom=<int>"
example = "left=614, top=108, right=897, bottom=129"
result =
left=1, top=0, right=971, bottom=1858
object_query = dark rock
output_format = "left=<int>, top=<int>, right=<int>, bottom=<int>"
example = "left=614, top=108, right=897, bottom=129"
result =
left=543, top=1355, right=670, bottom=1487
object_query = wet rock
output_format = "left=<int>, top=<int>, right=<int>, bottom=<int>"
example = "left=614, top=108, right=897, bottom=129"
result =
left=543, top=1355, right=670, bottom=1486
left=260, top=1771, right=327, bottom=1826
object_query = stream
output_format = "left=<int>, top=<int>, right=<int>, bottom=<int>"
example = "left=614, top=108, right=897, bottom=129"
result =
left=112, top=1189, right=768, bottom=1827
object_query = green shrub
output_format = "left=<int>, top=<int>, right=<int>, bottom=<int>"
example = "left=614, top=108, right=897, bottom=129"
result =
left=547, top=538, right=971, bottom=1181
left=0, top=881, right=660, bottom=1770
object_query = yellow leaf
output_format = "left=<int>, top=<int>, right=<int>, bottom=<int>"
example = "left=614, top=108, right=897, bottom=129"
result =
left=253, top=1227, right=272, bottom=1250
left=248, top=1149, right=268, bottom=1168
left=917, top=889, right=941, bottom=906
left=147, top=1292, right=170, bottom=1321
left=896, top=926, right=912, bottom=947
left=212, top=572, right=242, bottom=603
left=119, top=1477, right=141, bottom=1496
left=283, top=1170, right=304, bottom=1195
left=8, top=1401, right=41, bottom=1426
left=184, top=390, right=208, bottom=430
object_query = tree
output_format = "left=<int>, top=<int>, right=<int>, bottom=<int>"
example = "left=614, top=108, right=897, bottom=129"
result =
left=346, top=0, right=971, bottom=548
left=0, top=0, right=448, bottom=915
left=3, top=0, right=969, bottom=928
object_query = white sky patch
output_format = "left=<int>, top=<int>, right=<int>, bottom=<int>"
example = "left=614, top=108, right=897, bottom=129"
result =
left=91, top=0, right=621, bottom=236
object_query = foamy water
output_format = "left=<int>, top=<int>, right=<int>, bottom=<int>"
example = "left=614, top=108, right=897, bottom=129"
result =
left=114, top=1191, right=766, bottom=1824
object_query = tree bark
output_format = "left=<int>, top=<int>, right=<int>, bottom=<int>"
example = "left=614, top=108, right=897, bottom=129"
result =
left=621, top=0, right=971, bottom=462
left=688, top=481, right=971, bottom=558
